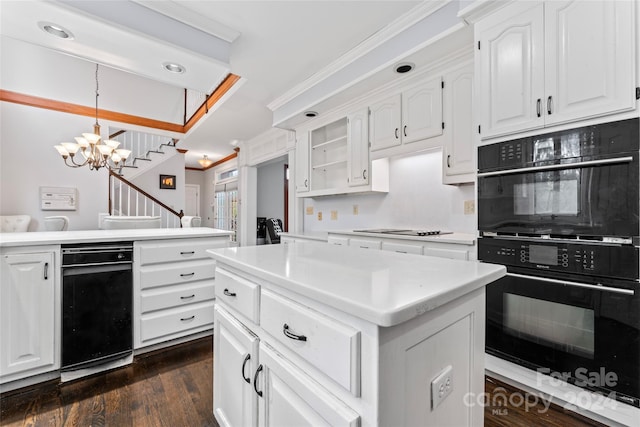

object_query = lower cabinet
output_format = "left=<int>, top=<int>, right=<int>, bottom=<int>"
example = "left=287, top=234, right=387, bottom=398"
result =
left=0, top=248, right=58, bottom=384
left=134, top=237, right=229, bottom=349
left=214, top=305, right=359, bottom=427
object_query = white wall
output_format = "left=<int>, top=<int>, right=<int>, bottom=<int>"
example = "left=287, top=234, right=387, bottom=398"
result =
left=0, top=102, right=109, bottom=230
left=257, top=157, right=286, bottom=222
left=303, top=149, right=476, bottom=233
left=130, top=153, right=186, bottom=214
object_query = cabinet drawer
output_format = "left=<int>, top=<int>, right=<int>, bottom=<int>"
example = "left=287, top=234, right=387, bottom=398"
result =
left=381, top=241, right=423, bottom=255
left=140, top=301, right=214, bottom=343
left=215, top=268, right=260, bottom=324
left=139, top=260, right=215, bottom=290
left=349, top=238, right=381, bottom=250
left=260, top=289, right=360, bottom=396
left=327, top=236, right=349, bottom=246
left=423, top=247, right=469, bottom=260
left=138, top=238, right=228, bottom=265
left=141, top=281, right=215, bottom=313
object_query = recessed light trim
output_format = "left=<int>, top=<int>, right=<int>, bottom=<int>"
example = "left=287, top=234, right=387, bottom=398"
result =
left=395, top=62, right=415, bottom=74
left=38, top=21, right=74, bottom=40
left=304, top=111, right=318, bottom=118
left=163, top=62, right=186, bottom=74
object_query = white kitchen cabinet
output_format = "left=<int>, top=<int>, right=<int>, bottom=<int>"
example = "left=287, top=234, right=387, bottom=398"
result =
left=295, top=131, right=310, bottom=194
left=329, top=232, right=475, bottom=260
left=346, top=108, right=369, bottom=187
left=476, top=0, right=636, bottom=140
left=299, top=114, right=388, bottom=197
left=257, top=342, right=360, bottom=427
left=0, top=248, right=58, bottom=384
left=134, top=237, right=229, bottom=349
left=442, top=64, right=475, bottom=184
left=370, top=77, right=443, bottom=152
left=213, top=268, right=361, bottom=427
left=213, top=305, right=259, bottom=427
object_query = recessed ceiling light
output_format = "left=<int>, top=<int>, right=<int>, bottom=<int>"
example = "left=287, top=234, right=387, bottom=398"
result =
left=304, top=111, right=318, bottom=118
left=395, top=62, right=415, bottom=74
left=38, top=21, right=74, bottom=40
left=163, top=62, right=186, bottom=74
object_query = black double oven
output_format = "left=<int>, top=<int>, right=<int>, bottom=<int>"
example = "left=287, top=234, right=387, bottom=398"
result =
left=477, top=118, right=640, bottom=408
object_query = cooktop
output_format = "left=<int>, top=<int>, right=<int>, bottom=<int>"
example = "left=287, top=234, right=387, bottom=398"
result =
left=353, top=229, right=452, bottom=236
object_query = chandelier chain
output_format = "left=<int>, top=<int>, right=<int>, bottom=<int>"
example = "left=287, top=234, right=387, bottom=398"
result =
left=95, top=63, right=99, bottom=127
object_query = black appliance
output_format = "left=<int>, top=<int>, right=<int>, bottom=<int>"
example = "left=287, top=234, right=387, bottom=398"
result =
left=478, top=118, right=639, bottom=241
left=477, top=118, right=640, bottom=408
left=61, top=242, right=133, bottom=376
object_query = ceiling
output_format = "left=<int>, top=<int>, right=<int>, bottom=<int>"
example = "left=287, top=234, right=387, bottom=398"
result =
left=0, top=0, right=471, bottom=169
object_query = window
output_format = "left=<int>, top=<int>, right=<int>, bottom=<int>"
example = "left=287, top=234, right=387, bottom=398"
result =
left=214, top=167, right=238, bottom=241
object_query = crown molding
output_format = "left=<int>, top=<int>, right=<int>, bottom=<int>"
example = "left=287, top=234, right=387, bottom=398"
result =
left=267, top=0, right=452, bottom=112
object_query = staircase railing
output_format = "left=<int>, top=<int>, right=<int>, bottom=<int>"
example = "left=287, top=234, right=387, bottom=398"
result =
left=108, top=130, right=178, bottom=175
left=109, top=171, right=184, bottom=228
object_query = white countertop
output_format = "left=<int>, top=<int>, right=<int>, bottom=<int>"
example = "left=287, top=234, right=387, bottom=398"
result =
left=328, top=230, right=477, bottom=245
left=208, top=242, right=504, bottom=327
left=0, top=227, right=234, bottom=247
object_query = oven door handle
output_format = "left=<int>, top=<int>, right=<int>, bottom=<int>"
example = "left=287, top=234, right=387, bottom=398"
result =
left=477, top=156, right=634, bottom=177
left=506, top=273, right=635, bottom=295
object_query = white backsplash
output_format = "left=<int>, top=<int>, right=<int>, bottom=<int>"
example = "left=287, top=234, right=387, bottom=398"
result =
left=303, top=149, right=476, bottom=233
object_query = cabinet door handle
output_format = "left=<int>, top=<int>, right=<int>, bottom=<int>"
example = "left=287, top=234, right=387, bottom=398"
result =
left=242, top=354, right=251, bottom=384
left=180, top=272, right=195, bottom=277
left=395, top=128, right=399, bottom=139
left=43, top=262, right=49, bottom=280
left=180, top=294, right=195, bottom=300
left=223, top=288, right=237, bottom=297
left=304, top=179, right=308, bottom=188
left=180, top=315, right=195, bottom=321
left=447, top=155, right=451, bottom=168
left=362, top=169, right=367, bottom=180
left=547, top=96, right=553, bottom=115
left=180, top=251, right=195, bottom=255
left=536, top=98, right=541, bottom=117
left=283, top=324, right=307, bottom=341
left=403, top=125, right=407, bottom=137
left=253, top=365, right=263, bottom=397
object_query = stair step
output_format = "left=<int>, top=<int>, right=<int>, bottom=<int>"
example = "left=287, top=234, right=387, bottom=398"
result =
left=134, top=157, right=152, bottom=162
left=147, top=150, right=164, bottom=154
left=122, top=165, right=139, bottom=169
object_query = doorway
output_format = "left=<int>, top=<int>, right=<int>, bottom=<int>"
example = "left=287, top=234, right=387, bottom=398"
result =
left=185, top=184, right=200, bottom=217
left=256, top=156, right=288, bottom=243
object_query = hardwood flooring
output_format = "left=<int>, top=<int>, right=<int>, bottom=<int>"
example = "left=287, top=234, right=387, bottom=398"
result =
left=0, top=337, right=610, bottom=426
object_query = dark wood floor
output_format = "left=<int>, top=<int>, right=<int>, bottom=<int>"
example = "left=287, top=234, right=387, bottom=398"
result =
left=1, top=337, right=608, bottom=426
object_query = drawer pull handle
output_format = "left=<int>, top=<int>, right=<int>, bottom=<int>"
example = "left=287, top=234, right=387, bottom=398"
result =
left=180, top=251, right=195, bottom=255
left=180, top=315, right=195, bottom=321
left=223, top=288, right=237, bottom=297
left=180, top=294, right=195, bottom=300
left=180, top=272, right=195, bottom=277
left=253, top=365, right=263, bottom=397
left=283, top=324, right=307, bottom=342
left=242, top=354, right=251, bottom=384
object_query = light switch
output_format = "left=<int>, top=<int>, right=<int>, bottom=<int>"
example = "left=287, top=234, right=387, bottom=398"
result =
left=464, top=200, right=475, bottom=215
left=353, top=205, right=359, bottom=215
left=317, top=211, right=322, bottom=221
left=306, top=206, right=314, bottom=215
left=331, top=210, right=338, bottom=220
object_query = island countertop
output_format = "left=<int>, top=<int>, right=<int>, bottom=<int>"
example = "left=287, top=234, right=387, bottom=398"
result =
left=0, top=227, right=233, bottom=247
left=208, top=242, right=505, bottom=327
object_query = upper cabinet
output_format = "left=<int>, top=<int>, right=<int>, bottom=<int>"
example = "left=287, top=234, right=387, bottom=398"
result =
left=442, top=64, right=475, bottom=184
left=370, top=77, right=444, bottom=151
left=298, top=114, right=388, bottom=197
left=476, top=0, right=636, bottom=140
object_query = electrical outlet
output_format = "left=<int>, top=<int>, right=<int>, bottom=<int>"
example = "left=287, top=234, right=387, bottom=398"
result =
left=331, top=210, right=338, bottom=220
left=306, top=206, right=314, bottom=215
left=431, top=365, right=453, bottom=410
left=317, top=211, right=322, bottom=221
left=464, top=200, right=475, bottom=215
left=353, top=205, right=359, bottom=215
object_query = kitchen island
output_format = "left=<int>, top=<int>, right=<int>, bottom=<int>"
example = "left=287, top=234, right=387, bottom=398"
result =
left=207, top=242, right=505, bottom=426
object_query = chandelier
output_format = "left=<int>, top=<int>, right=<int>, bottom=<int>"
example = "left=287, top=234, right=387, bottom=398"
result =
left=54, top=64, right=131, bottom=171
left=198, top=154, right=213, bottom=168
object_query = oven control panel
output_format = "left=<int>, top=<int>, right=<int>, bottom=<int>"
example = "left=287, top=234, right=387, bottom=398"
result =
left=478, top=238, right=639, bottom=280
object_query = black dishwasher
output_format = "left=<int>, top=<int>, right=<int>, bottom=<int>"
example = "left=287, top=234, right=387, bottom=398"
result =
left=61, top=241, right=133, bottom=374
